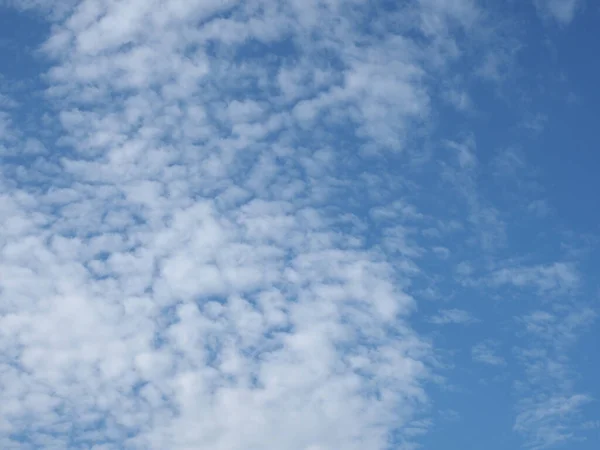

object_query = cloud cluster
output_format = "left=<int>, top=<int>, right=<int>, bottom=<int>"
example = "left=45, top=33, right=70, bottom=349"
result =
left=490, top=262, right=580, bottom=295
left=0, top=1, right=596, bottom=449
left=513, top=306, right=596, bottom=448
left=0, top=0, right=487, bottom=448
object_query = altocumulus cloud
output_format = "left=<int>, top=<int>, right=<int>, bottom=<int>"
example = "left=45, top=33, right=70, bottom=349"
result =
left=0, top=1, right=598, bottom=450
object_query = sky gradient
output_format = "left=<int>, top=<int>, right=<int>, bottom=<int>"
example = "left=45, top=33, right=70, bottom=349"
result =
left=0, top=1, right=599, bottom=449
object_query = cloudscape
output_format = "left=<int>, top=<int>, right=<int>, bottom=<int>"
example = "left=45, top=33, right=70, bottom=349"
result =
left=0, top=1, right=598, bottom=449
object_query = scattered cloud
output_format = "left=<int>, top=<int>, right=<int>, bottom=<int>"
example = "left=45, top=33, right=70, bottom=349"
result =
left=533, top=0, right=583, bottom=25
left=528, top=199, right=552, bottom=218
left=443, top=86, right=473, bottom=112
left=580, top=420, right=600, bottom=430
left=523, top=113, right=548, bottom=134
left=432, top=246, right=451, bottom=259
left=490, top=262, right=580, bottom=295
left=0, top=1, right=596, bottom=449
left=0, top=0, right=491, bottom=448
left=515, top=394, right=591, bottom=449
left=441, top=136, right=507, bottom=251
left=514, top=306, right=596, bottom=448
left=492, top=148, right=526, bottom=178
left=445, top=136, right=478, bottom=169
left=472, top=340, right=506, bottom=366
left=429, top=308, right=478, bottom=325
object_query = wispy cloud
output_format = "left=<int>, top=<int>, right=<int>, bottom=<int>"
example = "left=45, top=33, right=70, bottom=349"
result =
left=533, top=0, right=583, bottom=25
left=515, top=394, right=591, bottom=449
left=429, top=308, right=478, bottom=325
left=513, top=306, right=596, bottom=448
left=441, top=135, right=507, bottom=251
left=472, top=340, right=506, bottom=366
left=490, top=262, right=580, bottom=295
left=528, top=199, right=552, bottom=218
left=523, top=113, right=548, bottom=134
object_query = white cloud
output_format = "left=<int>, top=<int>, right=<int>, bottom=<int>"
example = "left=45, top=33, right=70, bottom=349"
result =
left=513, top=306, right=596, bottom=448
left=581, top=420, right=600, bottom=430
left=0, top=92, right=18, bottom=109
left=515, top=394, right=591, bottom=449
left=533, top=0, right=582, bottom=25
left=1, top=1, right=592, bottom=449
left=443, top=87, right=473, bottom=112
left=370, top=201, right=424, bottom=223
left=490, top=262, right=580, bottom=295
left=429, top=308, right=478, bottom=325
left=520, top=307, right=596, bottom=349
left=472, top=340, right=506, bottom=366
left=523, top=113, right=548, bottom=134
left=455, top=261, right=474, bottom=277
left=445, top=136, right=477, bottom=169
left=440, top=135, right=507, bottom=251
left=492, top=148, right=526, bottom=178
left=528, top=199, right=552, bottom=218
left=432, top=246, right=450, bottom=259
left=1, top=0, right=486, bottom=448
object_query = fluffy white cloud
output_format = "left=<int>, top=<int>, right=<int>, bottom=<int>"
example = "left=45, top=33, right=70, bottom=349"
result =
left=1, top=0, right=482, bottom=448
left=1, top=1, right=596, bottom=449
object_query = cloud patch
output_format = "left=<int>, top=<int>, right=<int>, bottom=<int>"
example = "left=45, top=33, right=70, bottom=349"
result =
left=472, top=340, right=506, bottom=366
left=429, top=308, right=478, bottom=325
left=0, top=1, right=597, bottom=449
left=490, top=262, right=580, bottom=295
left=533, top=0, right=582, bottom=25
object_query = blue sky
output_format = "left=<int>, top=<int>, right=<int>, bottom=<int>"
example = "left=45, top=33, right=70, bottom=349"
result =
left=0, top=0, right=598, bottom=449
